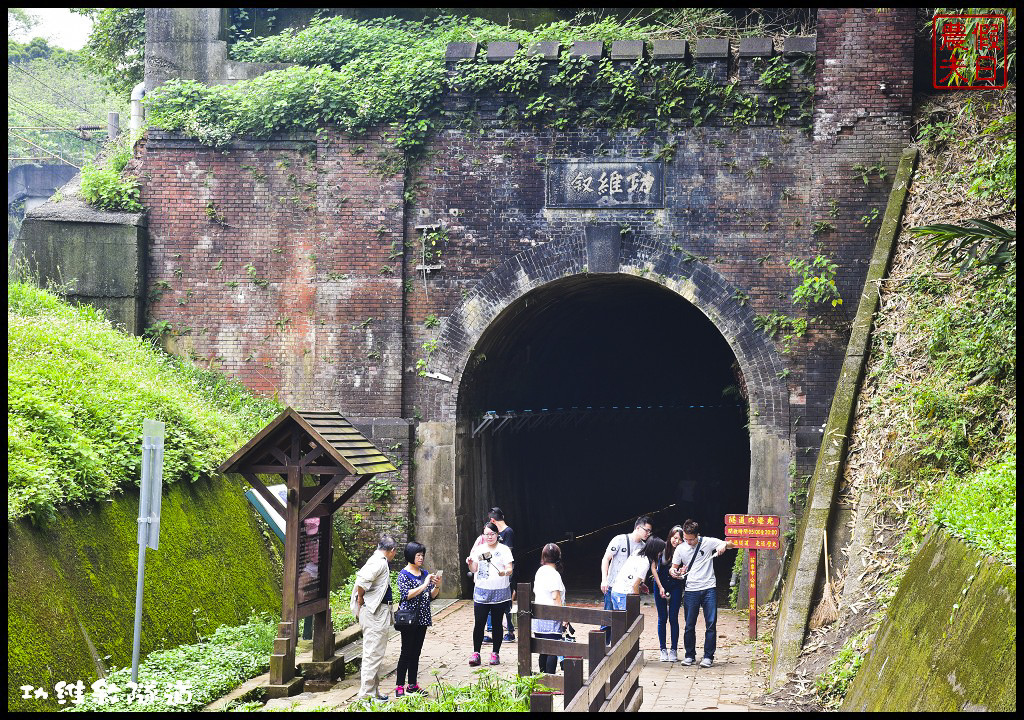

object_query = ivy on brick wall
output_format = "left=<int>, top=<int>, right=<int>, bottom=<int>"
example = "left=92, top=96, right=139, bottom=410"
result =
left=143, top=14, right=808, bottom=157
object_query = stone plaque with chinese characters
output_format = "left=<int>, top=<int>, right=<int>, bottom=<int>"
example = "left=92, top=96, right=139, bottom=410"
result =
left=546, top=160, right=664, bottom=209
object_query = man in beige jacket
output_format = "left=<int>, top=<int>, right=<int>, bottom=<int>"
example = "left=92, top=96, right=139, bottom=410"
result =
left=352, top=535, right=397, bottom=700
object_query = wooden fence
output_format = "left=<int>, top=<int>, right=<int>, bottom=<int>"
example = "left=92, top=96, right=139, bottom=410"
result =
left=516, top=582, right=644, bottom=712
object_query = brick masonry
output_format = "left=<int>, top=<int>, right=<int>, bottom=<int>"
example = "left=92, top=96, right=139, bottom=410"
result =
left=135, top=9, right=916, bottom=572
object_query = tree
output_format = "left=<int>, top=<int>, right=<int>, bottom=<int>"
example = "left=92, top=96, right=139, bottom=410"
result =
left=71, top=7, right=145, bottom=98
left=8, top=8, right=39, bottom=39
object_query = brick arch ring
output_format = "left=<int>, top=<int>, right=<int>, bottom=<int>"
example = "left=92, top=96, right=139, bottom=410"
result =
left=429, top=234, right=791, bottom=438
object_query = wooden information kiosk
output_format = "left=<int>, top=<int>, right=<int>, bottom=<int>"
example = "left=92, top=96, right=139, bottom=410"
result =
left=219, top=408, right=396, bottom=697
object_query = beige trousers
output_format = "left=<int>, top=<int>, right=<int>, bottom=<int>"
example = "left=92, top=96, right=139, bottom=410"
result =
left=359, top=603, right=392, bottom=698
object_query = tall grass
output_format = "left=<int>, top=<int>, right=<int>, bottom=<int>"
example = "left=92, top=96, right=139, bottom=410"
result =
left=8, top=282, right=281, bottom=523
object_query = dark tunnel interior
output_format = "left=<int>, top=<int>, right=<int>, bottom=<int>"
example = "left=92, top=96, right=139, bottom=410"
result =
left=457, top=274, right=750, bottom=599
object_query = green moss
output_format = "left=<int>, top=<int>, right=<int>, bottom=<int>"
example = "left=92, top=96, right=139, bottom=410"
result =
left=843, top=530, right=1016, bottom=711
left=7, top=474, right=282, bottom=712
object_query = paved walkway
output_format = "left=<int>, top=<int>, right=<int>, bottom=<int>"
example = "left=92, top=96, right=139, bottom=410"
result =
left=255, top=597, right=773, bottom=711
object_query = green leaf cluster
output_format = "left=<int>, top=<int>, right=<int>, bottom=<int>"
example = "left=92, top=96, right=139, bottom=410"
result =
left=79, top=133, right=143, bottom=212
left=7, top=282, right=282, bottom=524
left=753, top=311, right=807, bottom=353
left=789, top=255, right=843, bottom=307
left=144, top=14, right=799, bottom=153
left=71, top=8, right=146, bottom=98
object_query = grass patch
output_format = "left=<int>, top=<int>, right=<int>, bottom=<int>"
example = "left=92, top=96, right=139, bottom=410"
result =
left=7, top=282, right=282, bottom=524
left=814, top=630, right=869, bottom=710
left=347, top=668, right=552, bottom=712
left=69, top=612, right=277, bottom=712
left=932, top=449, right=1016, bottom=565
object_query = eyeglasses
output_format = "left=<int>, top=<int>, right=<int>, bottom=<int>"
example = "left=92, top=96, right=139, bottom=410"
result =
left=642, top=527, right=653, bottom=534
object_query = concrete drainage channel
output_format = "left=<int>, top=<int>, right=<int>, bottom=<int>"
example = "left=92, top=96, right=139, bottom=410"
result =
left=204, top=598, right=463, bottom=711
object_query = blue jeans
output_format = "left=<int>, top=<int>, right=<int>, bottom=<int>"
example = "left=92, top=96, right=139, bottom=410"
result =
left=654, top=581, right=683, bottom=651
left=602, top=588, right=614, bottom=643
left=682, top=587, right=717, bottom=661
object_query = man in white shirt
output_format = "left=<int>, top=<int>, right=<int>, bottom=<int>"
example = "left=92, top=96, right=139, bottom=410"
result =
left=599, top=516, right=652, bottom=642
left=670, top=519, right=735, bottom=667
left=352, top=535, right=397, bottom=700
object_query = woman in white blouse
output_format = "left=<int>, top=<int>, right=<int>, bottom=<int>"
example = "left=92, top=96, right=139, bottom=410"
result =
left=532, top=543, right=566, bottom=674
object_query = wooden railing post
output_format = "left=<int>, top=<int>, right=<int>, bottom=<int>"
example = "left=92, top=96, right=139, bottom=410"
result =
left=624, top=594, right=642, bottom=710
left=563, top=657, right=584, bottom=710
left=517, top=582, right=532, bottom=678
left=588, top=629, right=607, bottom=711
left=530, top=692, right=553, bottom=712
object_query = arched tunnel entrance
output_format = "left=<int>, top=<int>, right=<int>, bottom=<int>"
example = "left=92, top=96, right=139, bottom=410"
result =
left=455, top=274, right=749, bottom=599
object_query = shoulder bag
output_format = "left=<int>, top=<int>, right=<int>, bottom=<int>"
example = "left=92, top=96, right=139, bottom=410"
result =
left=680, top=537, right=703, bottom=592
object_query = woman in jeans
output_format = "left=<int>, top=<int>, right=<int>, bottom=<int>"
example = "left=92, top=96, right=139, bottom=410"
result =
left=532, top=543, right=566, bottom=674
left=466, top=522, right=514, bottom=666
left=395, top=541, right=441, bottom=697
left=653, top=527, right=684, bottom=661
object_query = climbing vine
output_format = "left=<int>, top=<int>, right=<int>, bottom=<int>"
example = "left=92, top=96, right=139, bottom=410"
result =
left=144, top=14, right=810, bottom=157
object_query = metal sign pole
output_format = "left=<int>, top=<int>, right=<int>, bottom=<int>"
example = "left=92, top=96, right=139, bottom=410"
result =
left=749, top=550, right=757, bottom=640
left=131, top=420, right=164, bottom=684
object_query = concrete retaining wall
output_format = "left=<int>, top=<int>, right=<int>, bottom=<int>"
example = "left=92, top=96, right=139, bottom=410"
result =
left=843, top=529, right=1015, bottom=711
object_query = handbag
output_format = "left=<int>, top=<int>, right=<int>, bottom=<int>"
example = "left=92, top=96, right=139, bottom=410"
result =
left=394, top=607, right=416, bottom=628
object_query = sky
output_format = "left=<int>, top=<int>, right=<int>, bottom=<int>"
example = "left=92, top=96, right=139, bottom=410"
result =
left=11, top=8, right=93, bottom=51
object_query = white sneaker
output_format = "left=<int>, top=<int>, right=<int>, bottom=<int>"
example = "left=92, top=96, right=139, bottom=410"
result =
left=681, top=656, right=695, bottom=666
left=659, top=649, right=669, bottom=662
left=699, top=657, right=713, bottom=668
left=668, top=649, right=678, bottom=662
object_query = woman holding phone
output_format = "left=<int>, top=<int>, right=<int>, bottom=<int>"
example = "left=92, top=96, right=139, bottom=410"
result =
left=465, top=522, right=514, bottom=666
left=395, top=541, right=442, bottom=697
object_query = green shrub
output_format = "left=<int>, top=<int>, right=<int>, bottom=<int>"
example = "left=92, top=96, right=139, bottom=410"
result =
left=144, top=14, right=792, bottom=155
left=79, top=135, right=143, bottom=212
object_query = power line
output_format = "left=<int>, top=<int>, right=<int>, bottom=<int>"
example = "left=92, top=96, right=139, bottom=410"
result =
left=9, top=62, right=112, bottom=127
left=8, top=131, right=81, bottom=169
left=8, top=96, right=103, bottom=145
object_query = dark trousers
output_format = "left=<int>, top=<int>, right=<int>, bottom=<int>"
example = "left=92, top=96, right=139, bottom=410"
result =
left=396, top=625, right=428, bottom=687
left=536, top=631, right=562, bottom=673
left=682, top=587, right=718, bottom=661
left=654, top=580, right=683, bottom=650
left=473, top=601, right=511, bottom=654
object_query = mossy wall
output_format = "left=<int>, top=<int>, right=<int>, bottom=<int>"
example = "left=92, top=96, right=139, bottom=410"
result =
left=843, top=529, right=1016, bottom=711
left=7, top=474, right=282, bottom=712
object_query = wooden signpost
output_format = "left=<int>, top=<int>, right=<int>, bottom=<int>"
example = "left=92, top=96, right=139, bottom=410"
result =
left=724, top=514, right=780, bottom=639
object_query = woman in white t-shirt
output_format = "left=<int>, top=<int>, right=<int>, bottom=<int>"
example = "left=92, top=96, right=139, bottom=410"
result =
left=465, top=522, right=514, bottom=666
left=532, top=543, right=566, bottom=674
left=609, top=540, right=654, bottom=610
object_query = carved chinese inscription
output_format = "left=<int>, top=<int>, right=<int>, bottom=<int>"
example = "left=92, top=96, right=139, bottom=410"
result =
left=546, top=160, right=664, bottom=209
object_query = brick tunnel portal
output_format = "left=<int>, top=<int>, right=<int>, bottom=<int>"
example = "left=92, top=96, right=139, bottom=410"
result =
left=456, top=274, right=749, bottom=597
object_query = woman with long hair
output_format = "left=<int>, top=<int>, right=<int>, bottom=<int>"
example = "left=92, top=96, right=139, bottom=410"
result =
left=653, top=526, right=684, bottom=661
left=394, top=541, right=441, bottom=697
left=532, top=543, right=566, bottom=674
left=465, top=521, right=514, bottom=666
